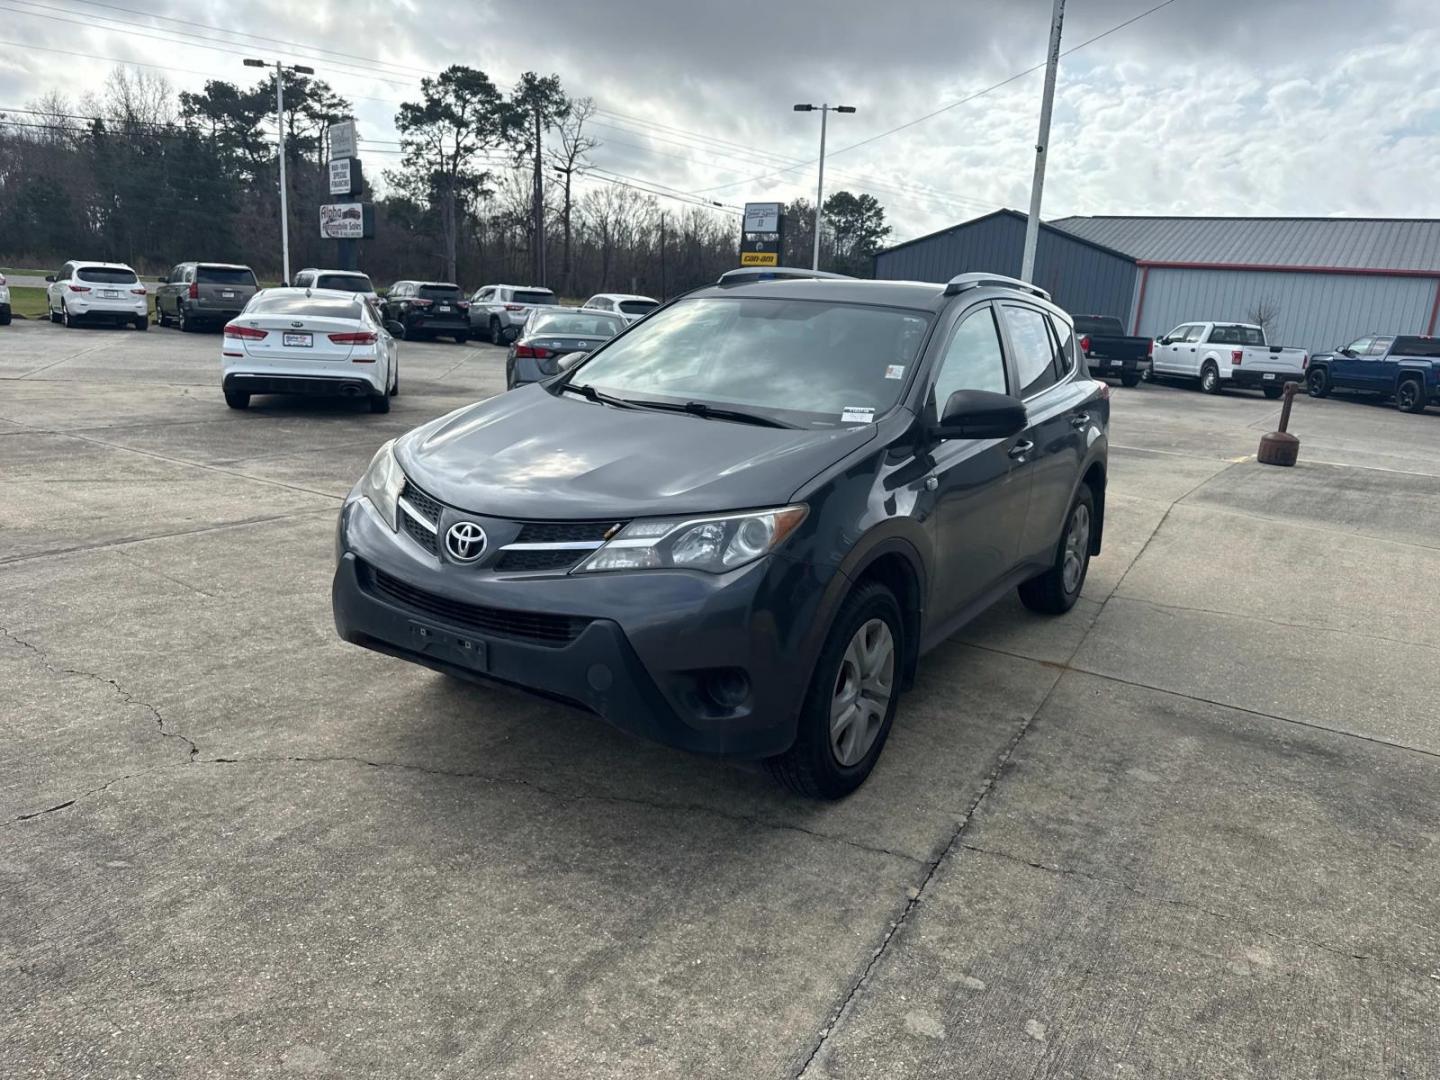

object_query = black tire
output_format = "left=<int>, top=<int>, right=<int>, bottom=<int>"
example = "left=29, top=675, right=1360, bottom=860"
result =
left=1307, top=367, right=1331, bottom=398
left=1263, top=385, right=1283, bottom=400
left=1018, top=484, right=1096, bottom=615
left=49, top=302, right=61, bottom=324
left=1397, top=377, right=1427, bottom=414
left=1120, top=371, right=1140, bottom=388
left=452, top=332, right=468, bottom=344
left=223, top=388, right=250, bottom=410
left=488, top=317, right=502, bottom=345
left=0, top=306, right=11, bottom=326
left=369, top=392, right=391, bottom=414
left=764, top=582, right=904, bottom=800
left=1200, top=362, right=1222, bottom=394
left=155, top=300, right=169, bottom=327
left=133, top=315, right=148, bottom=331
left=1141, top=367, right=1155, bottom=383
left=389, top=370, right=399, bottom=396
left=178, top=304, right=193, bottom=333
left=62, top=304, right=75, bottom=329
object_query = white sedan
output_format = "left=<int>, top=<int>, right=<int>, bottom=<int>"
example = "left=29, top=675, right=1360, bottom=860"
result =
left=221, top=288, right=400, bottom=413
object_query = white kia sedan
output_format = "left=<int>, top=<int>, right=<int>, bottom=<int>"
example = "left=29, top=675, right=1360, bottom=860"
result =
left=221, top=288, right=400, bottom=413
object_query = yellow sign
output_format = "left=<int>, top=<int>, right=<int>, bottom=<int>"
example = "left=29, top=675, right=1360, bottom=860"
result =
left=740, top=251, right=779, bottom=266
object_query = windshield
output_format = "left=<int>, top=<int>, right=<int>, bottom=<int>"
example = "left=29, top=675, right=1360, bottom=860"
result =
left=199, top=266, right=257, bottom=286
left=569, top=296, right=931, bottom=427
left=419, top=285, right=463, bottom=301
left=512, top=289, right=556, bottom=306
left=246, top=295, right=361, bottom=320
left=314, top=273, right=374, bottom=293
left=618, top=300, right=659, bottom=315
left=77, top=266, right=138, bottom=284
left=530, top=312, right=624, bottom=337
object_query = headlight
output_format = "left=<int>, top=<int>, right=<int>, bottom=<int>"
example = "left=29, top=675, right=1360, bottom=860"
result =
left=574, top=505, right=808, bottom=574
left=359, top=440, right=404, bottom=530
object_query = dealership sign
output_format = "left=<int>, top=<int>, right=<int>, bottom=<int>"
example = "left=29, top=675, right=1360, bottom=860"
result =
left=329, top=157, right=362, bottom=196
left=320, top=202, right=366, bottom=239
left=328, top=120, right=358, bottom=160
left=741, top=201, right=785, bottom=267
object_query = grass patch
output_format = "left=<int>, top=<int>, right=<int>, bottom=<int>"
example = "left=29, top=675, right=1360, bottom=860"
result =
left=7, top=286, right=49, bottom=319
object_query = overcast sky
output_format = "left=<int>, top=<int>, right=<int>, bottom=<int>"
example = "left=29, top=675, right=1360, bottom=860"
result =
left=2, top=0, right=1437, bottom=242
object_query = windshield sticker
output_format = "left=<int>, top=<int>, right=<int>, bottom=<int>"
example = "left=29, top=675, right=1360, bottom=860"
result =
left=884, top=364, right=905, bottom=380
left=841, top=406, right=875, bottom=424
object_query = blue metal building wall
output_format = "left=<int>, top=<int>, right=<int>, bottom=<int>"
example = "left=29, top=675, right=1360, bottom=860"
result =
left=873, top=210, right=1138, bottom=321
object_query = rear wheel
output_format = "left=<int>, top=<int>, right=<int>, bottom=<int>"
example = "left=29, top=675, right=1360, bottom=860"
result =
left=1397, top=377, right=1427, bottom=414
left=1263, top=385, right=1283, bottom=400
left=178, top=304, right=193, bottom=332
left=1307, top=367, right=1331, bottom=398
left=452, top=332, right=468, bottom=344
left=1200, top=362, right=1222, bottom=394
left=765, top=582, right=902, bottom=799
left=62, top=304, right=75, bottom=329
left=223, top=388, right=250, bottom=410
left=0, top=306, right=11, bottom=326
left=133, top=315, right=148, bottom=331
left=369, top=392, right=391, bottom=414
left=1120, top=371, right=1140, bottom=388
left=1019, top=485, right=1095, bottom=615
left=155, top=301, right=169, bottom=327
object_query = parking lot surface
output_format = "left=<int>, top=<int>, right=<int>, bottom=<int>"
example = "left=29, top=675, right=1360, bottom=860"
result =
left=3, top=319, right=1439, bottom=1078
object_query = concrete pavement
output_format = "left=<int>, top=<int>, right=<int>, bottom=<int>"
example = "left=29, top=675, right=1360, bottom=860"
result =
left=2, top=319, right=1438, bottom=1078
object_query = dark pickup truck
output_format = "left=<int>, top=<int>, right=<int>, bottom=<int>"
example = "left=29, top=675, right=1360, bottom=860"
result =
left=1072, top=315, right=1152, bottom=387
left=1307, top=333, right=1440, bottom=414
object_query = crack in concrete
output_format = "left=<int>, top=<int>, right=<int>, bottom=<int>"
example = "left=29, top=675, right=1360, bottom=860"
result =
left=0, top=624, right=198, bottom=784
left=953, top=841, right=1429, bottom=979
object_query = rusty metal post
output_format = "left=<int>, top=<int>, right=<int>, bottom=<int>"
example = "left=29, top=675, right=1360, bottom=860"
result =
left=1257, top=381, right=1301, bottom=466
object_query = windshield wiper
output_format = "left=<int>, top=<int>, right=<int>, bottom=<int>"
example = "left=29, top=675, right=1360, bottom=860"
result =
left=625, top=399, right=792, bottom=429
left=559, top=382, right=635, bottom=409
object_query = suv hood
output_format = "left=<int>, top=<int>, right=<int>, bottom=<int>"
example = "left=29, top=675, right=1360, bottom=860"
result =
left=396, top=385, right=876, bottom=520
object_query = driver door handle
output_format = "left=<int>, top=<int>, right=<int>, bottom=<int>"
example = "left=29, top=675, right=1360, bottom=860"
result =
left=1008, top=440, right=1035, bottom=460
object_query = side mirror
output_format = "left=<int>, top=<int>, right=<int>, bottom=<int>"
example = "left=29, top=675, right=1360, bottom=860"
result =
left=1156, top=336, right=1170, bottom=346
left=1339, top=348, right=1356, bottom=358
left=932, top=389, right=1028, bottom=441
left=558, top=352, right=588, bottom=372
left=384, top=320, right=406, bottom=339
left=44, top=274, right=55, bottom=283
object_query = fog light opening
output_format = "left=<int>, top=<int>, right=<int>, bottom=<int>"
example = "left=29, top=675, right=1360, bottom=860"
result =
left=702, top=668, right=750, bottom=710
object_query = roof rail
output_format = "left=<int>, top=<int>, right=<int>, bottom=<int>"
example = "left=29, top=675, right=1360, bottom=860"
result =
left=717, top=266, right=854, bottom=286
left=943, top=272, right=1050, bottom=301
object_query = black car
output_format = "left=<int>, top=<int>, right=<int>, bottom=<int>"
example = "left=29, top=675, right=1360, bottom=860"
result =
left=507, top=309, right=627, bottom=388
left=382, top=281, right=470, bottom=343
left=332, top=269, right=1109, bottom=798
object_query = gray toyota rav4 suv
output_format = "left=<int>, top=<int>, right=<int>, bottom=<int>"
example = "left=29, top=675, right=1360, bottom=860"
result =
left=333, top=269, right=1109, bottom=797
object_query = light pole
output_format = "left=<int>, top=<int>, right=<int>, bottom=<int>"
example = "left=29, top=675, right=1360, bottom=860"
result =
left=794, top=103, right=855, bottom=270
left=244, top=57, right=315, bottom=286
left=1020, top=0, right=1066, bottom=284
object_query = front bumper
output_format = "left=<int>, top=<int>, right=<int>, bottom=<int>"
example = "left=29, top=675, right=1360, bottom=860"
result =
left=331, top=497, right=835, bottom=758
left=1229, top=368, right=1305, bottom=390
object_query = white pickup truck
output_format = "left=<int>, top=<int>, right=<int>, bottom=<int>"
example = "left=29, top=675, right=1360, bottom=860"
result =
left=1151, top=321, right=1309, bottom=398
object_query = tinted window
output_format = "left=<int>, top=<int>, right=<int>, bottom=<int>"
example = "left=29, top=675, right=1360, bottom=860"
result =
left=314, top=273, right=374, bottom=293
left=1000, top=304, right=1059, bottom=396
left=512, top=289, right=556, bottom=306
left=530, top=312, right=624, bottom=337
left=575, top=297, right=931, bottom=428
left=419, top=285, right=463, bottom=301
left=76, top=266, right=139, bottom=285
left=1392, top=336, right=1440, bottom=358
left=1209, top=325, right=1264, bottom=346
left=245, top=295, right=362, bottom=320
left=1049, top=315, right=1076, bottom=373
left=1072, top=316, right=1124, bottom=336
left=1183, top=325, right=1208, bottom=343
left=933, top=307, right=1008, bottom=406
left=618, top=300, right=658, bottom=315
left=198, top=266, right=257, bottom=286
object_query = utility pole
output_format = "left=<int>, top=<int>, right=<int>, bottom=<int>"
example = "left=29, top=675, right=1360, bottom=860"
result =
left=244, top=57, right=314, bottom=286
left=659, top=211, right=667, bottom=300
left=532, top=110, right=545, bottom=286
left=793, top=103, right=856, bottom=270
left=1020, top=0, right=1066, bottom=284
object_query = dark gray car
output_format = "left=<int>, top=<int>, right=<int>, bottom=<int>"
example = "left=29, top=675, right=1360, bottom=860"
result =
left=506, top=309, right=627, bottom=388
left=155, top=262, right=259, bottom=332
left=332, top=269, right=1109, bottom=798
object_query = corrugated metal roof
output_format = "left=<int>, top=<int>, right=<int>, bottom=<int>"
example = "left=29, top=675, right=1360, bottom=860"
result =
left=1049, top=216, right=1440, bottom=272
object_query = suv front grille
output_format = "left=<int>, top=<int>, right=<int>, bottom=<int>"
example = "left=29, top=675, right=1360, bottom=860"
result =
left=366, top=566, right=590, bottom=647
left=494, top=548, right=590, bottom=573
left=400, top=481, right=442, bottom=524
left=515, top=520, right=623, bottom=544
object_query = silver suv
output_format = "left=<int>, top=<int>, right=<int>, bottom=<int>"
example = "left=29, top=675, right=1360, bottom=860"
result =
left=467, top=284, right=562, bottom=344
left=155, top=262, right=259, bottom=332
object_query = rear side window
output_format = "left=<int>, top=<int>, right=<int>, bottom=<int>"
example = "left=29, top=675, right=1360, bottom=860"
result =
left=1000, top=304, right=1061, bottom=397
left=198, top=266, right=257, bottom=286
left=315, top=273, right=374, bottom=293
left=933, top=307, right=1008, bottom=406
left=419, top=285, right=463, bottom=301
left=512, top=289, right=556, bottom=305
left=1049, top=315, right=1076, bottom=373
left=618, top=300, right=658, bottom=315
left=77, top=266, right=138, bottom=285
left=246, top=295, right=361, bottom=320
left=1392, top=336, right=1440, bottom=358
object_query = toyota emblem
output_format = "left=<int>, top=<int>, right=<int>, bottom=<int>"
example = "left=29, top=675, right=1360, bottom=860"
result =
left=444, top=521, right=487, bottom=562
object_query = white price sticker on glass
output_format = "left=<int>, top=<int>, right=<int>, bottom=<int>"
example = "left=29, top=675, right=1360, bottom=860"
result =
left=884, top=364, right=905, bottom=380
left=841, top=406, right=875, bottom=424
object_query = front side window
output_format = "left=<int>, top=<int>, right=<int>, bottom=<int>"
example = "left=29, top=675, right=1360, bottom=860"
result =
left=572, top=296, right=931, bottom=428
left=1343, top=337, right=1373, bottom=356
left=1368, top=336, right=1394, bottom=356
left=932, top=307, right=1008, bottom=409
left=1000, top=304, right=1060, bottom=397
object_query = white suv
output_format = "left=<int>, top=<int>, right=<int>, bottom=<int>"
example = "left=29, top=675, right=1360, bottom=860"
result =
left=582, top=292, right=659, bottom=324
left=46, top=261, right=149, bottom=330
left=467, top=284, right=561, bottom=343
left=0, top=272, right=11, bottom=326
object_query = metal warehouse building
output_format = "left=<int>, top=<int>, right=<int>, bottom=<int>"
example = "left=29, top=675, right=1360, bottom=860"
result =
left=874, top=210, right=1440, bottom=355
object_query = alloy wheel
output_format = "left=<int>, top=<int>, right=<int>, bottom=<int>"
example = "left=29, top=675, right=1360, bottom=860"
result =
left=829, top=618, right=895, bottom=767
left=1399, top=381, right=1420, bottom=410
left=1063, top=502, right=1091, bottom=594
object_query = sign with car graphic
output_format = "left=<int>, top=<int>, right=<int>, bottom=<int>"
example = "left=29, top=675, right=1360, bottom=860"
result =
left=320, top=202, right=370, bottom=239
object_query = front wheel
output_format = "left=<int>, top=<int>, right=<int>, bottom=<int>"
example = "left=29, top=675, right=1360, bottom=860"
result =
left=488, top=317, right=502, bottom=344
left=1397, top=377, right=1427, bottom=414
left=1019, top=485, right=1095, bottom=615
left=1200, top=363, right=1222, bottom=394
left=765, top=582, right=903, bottom=799
left=1307, top=367, right=1331, bottom=398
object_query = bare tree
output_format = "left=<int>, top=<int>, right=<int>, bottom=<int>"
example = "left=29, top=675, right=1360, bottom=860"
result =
left=547, top=97, right=599, bottom=298
left=1247, top=296, right=1282, bottom=338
